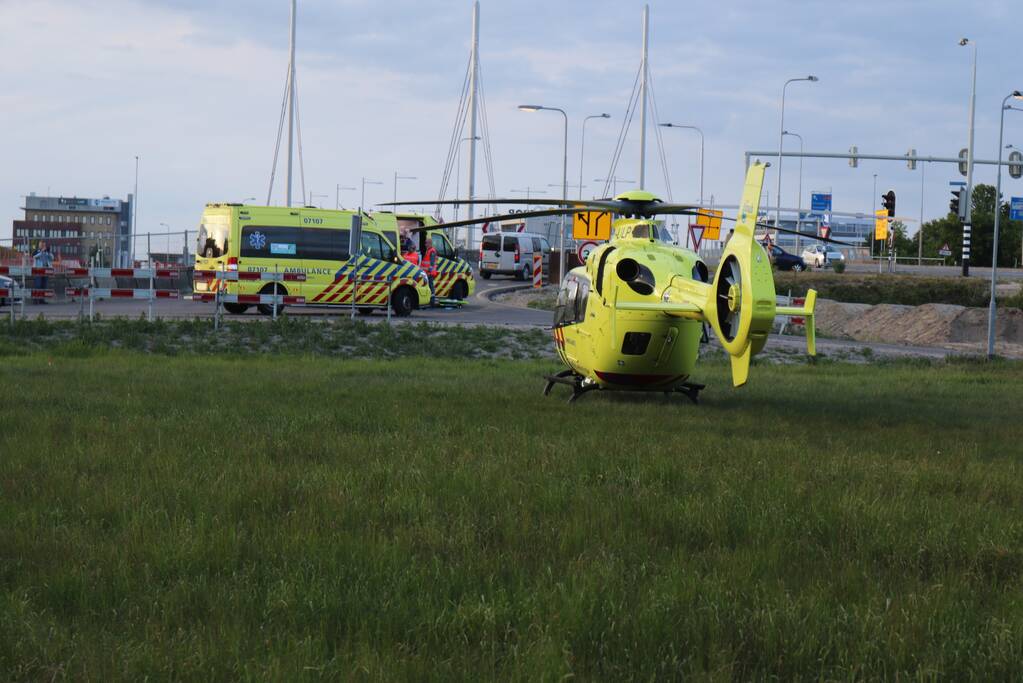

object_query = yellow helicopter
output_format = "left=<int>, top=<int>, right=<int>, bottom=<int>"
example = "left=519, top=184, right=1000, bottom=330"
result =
left=387, top=162, right=822, bottom=402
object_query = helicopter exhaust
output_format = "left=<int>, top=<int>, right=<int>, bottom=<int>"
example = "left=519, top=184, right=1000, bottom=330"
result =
left=615, top=258, right=656, bottom=295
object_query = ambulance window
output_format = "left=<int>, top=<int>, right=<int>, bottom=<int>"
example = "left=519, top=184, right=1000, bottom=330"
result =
left=197, top=223, right=229, bottom=258
left=383, top=231, right=399, bottom=254
left=360, top=232, right=385, bottom=259
left=503, top=237, right=518, bottom=252
left=303, top=228, right=349, bottom=261
left=433, top=234, right=454, bottom=259
left=240, top=226, right=300, bottom=259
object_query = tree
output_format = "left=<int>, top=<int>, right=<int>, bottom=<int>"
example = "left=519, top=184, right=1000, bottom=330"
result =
left=918, top=183, right=1023, bottom=267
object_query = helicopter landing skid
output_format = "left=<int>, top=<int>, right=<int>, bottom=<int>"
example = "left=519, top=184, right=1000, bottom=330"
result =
left=542, top=370, right=598, bottom=403
left=668, top=381, right=706, bottom=405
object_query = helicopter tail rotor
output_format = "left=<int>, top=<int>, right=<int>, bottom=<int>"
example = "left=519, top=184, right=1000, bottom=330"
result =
left=705, top=162, right=777, bottom=387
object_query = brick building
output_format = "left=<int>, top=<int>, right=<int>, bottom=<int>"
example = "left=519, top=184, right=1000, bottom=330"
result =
left=15, top=193, right=134, bottom=266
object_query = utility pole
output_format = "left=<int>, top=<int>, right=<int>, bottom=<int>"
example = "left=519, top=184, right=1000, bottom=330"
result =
left=960, top=38, right=978, bottom=277
left=466, top=1, right=480, bottom=249
left=131, top=155, right=139, bottom=266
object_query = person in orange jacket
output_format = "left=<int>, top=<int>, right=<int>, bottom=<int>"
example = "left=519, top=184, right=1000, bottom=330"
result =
left=421, top=237, right=439, bottom=303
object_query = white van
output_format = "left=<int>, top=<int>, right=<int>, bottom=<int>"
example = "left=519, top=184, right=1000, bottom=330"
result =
left=478, top=232, right=551, bottom=280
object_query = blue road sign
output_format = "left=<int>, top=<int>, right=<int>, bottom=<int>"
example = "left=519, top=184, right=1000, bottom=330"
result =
left=810, top=192, right=832, bottom=213
left=1011, top=197, right=1023, bottom=221
left=949, top=181, right=966, bottom=187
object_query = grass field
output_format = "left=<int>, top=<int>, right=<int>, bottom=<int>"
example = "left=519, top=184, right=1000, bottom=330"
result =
left=2, top=352, right=1023, bottom=679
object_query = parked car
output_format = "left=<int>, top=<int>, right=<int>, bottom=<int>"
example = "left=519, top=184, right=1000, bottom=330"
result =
left=0, top=275, right=18, bottom=307
left=801, top=244, right=846, bottom=269
left=478, top=232, right=551, bottom=280
left=767, top=245, right=806, bottom=271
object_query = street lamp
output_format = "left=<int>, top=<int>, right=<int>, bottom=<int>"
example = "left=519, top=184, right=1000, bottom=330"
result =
left=580, top=114, right=610, bottom=200
left=594, top=177, right=636, bottom=197
left=986, top=90, right=1023, bottom=358
left=360, top=177, right=382, bottom=211
left=393, top=172, right=416, bottom=212
left=659, top=123, right=705, bottom=204
left=775, top=76, right=818, bottom=230
left=336, top=185, right=356, bottom=210
left=960, top=38, right=978, bottom=277
left=519, top=104, right=568, bottom=282
left=510, top=187, right=548, bottom=207
left=783, top=130, right=803, bottom=251
left=307, top=191, right=327, bottom=207
left=241, top=197, right=256, bottom=204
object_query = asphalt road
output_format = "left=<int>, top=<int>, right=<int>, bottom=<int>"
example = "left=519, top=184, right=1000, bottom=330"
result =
left=4, top=274, right=552, bottom=327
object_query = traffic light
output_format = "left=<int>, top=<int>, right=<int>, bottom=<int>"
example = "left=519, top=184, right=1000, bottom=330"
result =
left=949, top=189, right=961, bottom=217
left=881, top=190, right=896, bottom=217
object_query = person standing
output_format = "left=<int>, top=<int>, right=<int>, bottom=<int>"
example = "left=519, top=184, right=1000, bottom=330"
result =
left=421, top=237, right=438, bottom=304
left=31, top=241, right=54, bottom=304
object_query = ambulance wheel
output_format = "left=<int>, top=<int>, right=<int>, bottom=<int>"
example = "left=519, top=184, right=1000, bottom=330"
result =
left=391, top=286, right=415, bottom=317
left=223, top=303, right=250, bottom=315
left=256, top=284, right=287, bottom=316
left=480, top=271, right=492, bottom=279
left=451, top=280, right=469, bottom=300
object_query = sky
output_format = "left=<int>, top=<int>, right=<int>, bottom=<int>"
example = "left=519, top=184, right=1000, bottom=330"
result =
left=1, top=0, right=1021, bottom=246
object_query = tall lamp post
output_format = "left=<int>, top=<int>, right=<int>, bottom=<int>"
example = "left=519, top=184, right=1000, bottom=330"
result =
left=658, top=123, right=704, bottom=205
left=959, top=38, right=978, bottom=277
left=580, top=114, right=610, bottom=200
left=986, top=91, right=1023, bottom=358
left=594, top=177, right=636, bottom=197
left=360, top=177, right=382, bottom=211
left=393, top=172, right=416, bottom=211
left=775, top=76, right=818, bottom=230
left=783, top=130, right=803, bottom=251
left=519, top=104, right=568, bottom=283
left=336, top=185, right=355, bottom=209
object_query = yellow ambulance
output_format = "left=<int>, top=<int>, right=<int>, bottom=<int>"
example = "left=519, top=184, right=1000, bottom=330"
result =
left=371, top=211, right=476, bottom=300
left=193, top=204, right=432, bottom=315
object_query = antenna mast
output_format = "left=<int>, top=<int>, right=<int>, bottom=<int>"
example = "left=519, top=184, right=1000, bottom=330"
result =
left=466, top=1, right=480, bottom=246
left=638, top=4, right=649, bottom=189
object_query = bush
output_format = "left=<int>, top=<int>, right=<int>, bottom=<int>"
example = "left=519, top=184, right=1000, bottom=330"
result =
left=773, top=272, right=994, bottom=307
left=832, top=260, right=846, bottom=274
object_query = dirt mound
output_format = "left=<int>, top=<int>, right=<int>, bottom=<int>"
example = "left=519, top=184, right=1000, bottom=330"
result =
left=815, top=298, right=1023, bottom=349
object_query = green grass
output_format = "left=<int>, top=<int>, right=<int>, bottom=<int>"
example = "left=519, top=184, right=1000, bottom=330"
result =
left=0, top=318, right=554, bottom=361
left=2, top=353, right=1023, bottom=679
left=774, top=272, right=1000, bottom=307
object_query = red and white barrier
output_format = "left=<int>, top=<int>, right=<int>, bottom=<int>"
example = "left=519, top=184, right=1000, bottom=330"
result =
left=0, top=266, right=54, bottom=277
left=0, top=288, right=54, bottom=300
left=66, top=288, right=180, bottom=300
left=775, top=294, right=806, bottom=334
left=532, top=253, right=542, bottom=289
left=65, top=267, right=180, bottom=279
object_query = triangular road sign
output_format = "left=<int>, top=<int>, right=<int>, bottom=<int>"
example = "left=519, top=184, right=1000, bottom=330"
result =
left=688, top=225, right=704, bottom=251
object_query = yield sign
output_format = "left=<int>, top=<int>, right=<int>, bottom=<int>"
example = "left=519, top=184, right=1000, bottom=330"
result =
left=688, top=225, right=705, bottom=251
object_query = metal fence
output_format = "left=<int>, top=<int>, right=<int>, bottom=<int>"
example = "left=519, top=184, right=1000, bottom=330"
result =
left=1, top=230, right=194, bottom=270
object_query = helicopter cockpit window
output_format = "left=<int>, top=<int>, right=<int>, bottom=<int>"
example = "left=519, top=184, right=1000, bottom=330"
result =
left=554, top=275, right=580, bottom=327
left=632, top=224, right=650, bottom=239
left=574, top=277, right=590, bottom=322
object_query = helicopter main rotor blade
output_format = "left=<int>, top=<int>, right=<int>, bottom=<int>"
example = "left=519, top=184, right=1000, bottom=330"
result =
left=403, top=208, right=582, bottom=233
left=383, top=197, right=623, bottom=212
left=703, top=213, right=859, bottom=247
